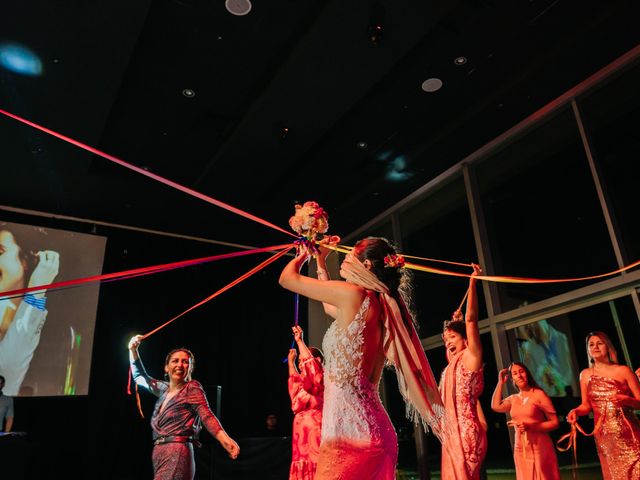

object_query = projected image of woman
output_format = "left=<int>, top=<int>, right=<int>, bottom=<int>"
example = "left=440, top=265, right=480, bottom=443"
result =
left=128, top=335, right=240, bottom=480
left=0, top=226, right=59, bottom=395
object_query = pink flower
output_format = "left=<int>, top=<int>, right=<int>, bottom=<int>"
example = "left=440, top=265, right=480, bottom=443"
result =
left=383, top=254, right=405, bottom=268
left=289, top=201, right=329, bottom=239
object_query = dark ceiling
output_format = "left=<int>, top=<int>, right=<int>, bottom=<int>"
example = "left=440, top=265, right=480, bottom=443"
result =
left=1, top=0, right=639, bottom=246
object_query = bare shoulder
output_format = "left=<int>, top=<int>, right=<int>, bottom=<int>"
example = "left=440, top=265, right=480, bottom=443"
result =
left=533, top=388, right=552, bottom=403
left=614, top=364, right=633, bottom=374
left=579, top=368, right=592, bottom=381
left=613, top=364, right=635, bottom=380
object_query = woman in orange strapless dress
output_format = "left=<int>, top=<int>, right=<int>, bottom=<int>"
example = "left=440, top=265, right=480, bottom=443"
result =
left=491, top=362, right=560, bottom=479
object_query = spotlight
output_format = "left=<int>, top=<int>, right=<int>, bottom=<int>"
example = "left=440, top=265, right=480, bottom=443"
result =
left=182, top=88, right=196, bottom=98
left=281, top=126, right=290, bottom=139
left=454, top=56, right=467, bottom=66
left=421, top=78, right=443, bottom=93
left=225, top=0, right=252, bottom=16
left=356, top=141, right=368, bottom=149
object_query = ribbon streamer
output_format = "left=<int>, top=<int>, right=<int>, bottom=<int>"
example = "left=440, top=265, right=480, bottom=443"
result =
left=556, top=417, right=603, bottom=480
left=0, top=108, right=295, bottom=238
left=0, top=243, right=294, bottom=301
left=142, top=246, right=293, bottom=339
left=324, top=244, right=640, bottom=285
left=128, top=246, right=293, bottom=415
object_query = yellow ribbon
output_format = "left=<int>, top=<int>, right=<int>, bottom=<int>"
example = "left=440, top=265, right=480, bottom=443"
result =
left=322, top=244, right=640, bottom=285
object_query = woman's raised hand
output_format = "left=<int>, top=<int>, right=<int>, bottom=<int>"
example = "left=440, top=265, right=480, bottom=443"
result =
left=316, top=235, right=340, bottom=261
left=498, top=367, right=510, bottom=384
left=566, top=409, right=577, bottom=424
left=292, top=325, right=304, bottom=343
left=128, top=335, right=143, bottom=351
left=288, top=348, right=297, bottom=364
left=28, top=250, right=60, bottom=291
left=470, top=263, right=482, bottom=277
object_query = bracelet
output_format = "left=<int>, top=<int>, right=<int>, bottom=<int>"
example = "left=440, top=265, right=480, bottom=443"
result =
left=24, top=294, right=47, bottom=311
left=316, top=267, right=327, bottom=276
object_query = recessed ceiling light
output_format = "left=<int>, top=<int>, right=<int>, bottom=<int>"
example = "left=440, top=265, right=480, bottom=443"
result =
left=454, top=56, right=467, bottom=66
left=225, top=0, right=252, bottom=16
left=356, top=141, right=368, bottom=149
left=182, top=88, right=196, bottom=98
left=421, top=78, right=443, bottom=93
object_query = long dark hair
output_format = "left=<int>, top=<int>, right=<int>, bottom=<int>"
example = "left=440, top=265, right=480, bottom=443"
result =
left=352, top=237, right=415, bottom=319
left=0, top=224, right=48, bottom=288
left=165, top=348, right=195, bottom=382
left=510, top=361, right=540, bottom=390
left=442, top=320, right=466, bottom=339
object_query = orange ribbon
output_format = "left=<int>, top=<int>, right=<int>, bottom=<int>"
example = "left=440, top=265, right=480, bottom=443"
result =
left=330, top=244, right=640, bottom=285
left=556, top=417, right=603, bottom=480
left=128, top=246, right=294, bottom=415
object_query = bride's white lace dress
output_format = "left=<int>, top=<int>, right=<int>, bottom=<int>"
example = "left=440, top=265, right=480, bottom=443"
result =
left=315, top=295, right=398, bottom=480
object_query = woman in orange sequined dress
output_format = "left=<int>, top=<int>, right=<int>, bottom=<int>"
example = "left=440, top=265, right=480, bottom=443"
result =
left=567, top=331, right=640, bottom=479
left=287, top=325, right=324, bottom=480
left=491, top=362, right=560, bottom=479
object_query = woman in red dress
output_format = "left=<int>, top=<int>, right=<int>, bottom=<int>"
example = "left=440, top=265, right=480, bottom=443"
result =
left=287, top=325, right=324, bottom=480
left=439, top=264, right=487, bottom=480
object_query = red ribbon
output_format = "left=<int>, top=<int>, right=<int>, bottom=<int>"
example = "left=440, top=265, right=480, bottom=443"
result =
left=127, top=246, right=293, bottom=415
left=0, top=108, right=295, bottom=238
left=0, top=243, right=294, bottom=301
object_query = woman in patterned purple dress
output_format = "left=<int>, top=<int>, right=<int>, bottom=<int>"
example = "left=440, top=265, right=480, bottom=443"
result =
left=128, top=335, right=239, bottom=480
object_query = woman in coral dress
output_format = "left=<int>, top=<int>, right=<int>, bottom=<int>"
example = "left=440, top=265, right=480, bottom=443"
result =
left=567, top=331, right=640, bottom=479
left=280, top=236, right=445, bottom=480
left=288, top=325, right=324, bottom=480
left=439, top=264, right=487, bottom=480
left=491, top=362, right=560, bottom=479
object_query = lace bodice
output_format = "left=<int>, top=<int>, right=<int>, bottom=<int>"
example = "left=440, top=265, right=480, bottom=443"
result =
left=321, top=296, right=396, bottom=445
left=322, top=296, right=369, bottom=387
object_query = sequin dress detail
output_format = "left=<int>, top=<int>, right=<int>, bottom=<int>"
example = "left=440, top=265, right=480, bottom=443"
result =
left=588, top=374, right=640, bottom=480
left=131, top=358, right=222, bottom=480
left=288, top=356, right=324, bottom=480
left=316, top=296, right=398, bottom=480
left=439, top=352, right=487, bottom=480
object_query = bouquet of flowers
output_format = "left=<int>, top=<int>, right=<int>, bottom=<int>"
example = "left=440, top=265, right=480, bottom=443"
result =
left=289, top=201, right=329, bottom=242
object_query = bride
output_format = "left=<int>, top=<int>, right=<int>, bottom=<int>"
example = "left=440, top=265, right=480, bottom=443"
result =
left=280, top=236, right=445, bottom=479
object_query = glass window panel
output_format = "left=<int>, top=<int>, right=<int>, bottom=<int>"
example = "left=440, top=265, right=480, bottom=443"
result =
left=399, top=177, right=485, bottom=337
left=578, top=61, right=640, bottom=262
left=477, top=107, right=618, bottom=312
